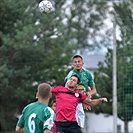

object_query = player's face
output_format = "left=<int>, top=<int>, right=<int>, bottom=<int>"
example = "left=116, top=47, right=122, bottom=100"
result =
left=67, top=76, right=78, bottom=88
left=51, top=102, right=56, bottom=113
left=72, top=57, right=84, bottom=72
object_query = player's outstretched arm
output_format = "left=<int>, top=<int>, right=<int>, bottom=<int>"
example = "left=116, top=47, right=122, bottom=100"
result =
left=44, top=129, right=52, bottom=133
left=15, top=126, right=23, bottom=132
left=83, top=97, right=108, bottom=107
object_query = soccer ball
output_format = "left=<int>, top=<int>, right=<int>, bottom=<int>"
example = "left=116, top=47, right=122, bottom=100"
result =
left=38, top=0, right=53, bottom=14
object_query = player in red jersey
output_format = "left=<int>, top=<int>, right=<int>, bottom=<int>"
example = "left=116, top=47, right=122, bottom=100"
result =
left=51, top=74, right=107, bottom=133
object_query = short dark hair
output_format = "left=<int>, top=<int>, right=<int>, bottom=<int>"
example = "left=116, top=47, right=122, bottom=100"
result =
left=72, top=55, right=83, bottom=60
left=49, top=100, right=56, bottom=107
left=70, top=74, right=80, bottom=84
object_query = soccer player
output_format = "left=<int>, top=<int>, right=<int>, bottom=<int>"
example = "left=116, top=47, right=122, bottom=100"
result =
left=64, top=54, right=97, bottom=128
left=52, top=74, right=107, bottom=133
left=50, top=100, right=56, bottom=113
left=49, top=100, right=56, bottom=133
left=15, top=83, right=55, bottom=133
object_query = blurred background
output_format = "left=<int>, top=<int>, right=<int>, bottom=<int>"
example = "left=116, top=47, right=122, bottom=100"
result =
left=0, top=0, right=133, bottom=132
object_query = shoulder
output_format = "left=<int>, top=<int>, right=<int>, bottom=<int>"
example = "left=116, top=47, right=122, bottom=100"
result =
left=82, top=67, right=92, bottom=75
left=52, top=85, right=66, bottom=92
left=24, top=102, right=35, bottom=109
left=44, top=107, right=55, bottom=117
left=47, top=107, right=55, bottom=115
left=67, top=70, right=75, bottom=76
left=52, top=85, right=65, bottom=89
left=74, top=89, right=83, bottom=94
left=65, top=70, right=75, bottom=82
left=43, top=107, right=55, bottom=131
left=74, top=90, right=87, bottom=99
left=74, top=90, right=85, bottom=97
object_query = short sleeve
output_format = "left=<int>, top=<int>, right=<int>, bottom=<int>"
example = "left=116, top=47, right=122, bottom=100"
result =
left=51, top=86, right=64, bottom=94
left=17, top=108, right=25, bottom=128
left=43, top=107, right=55, bottom=131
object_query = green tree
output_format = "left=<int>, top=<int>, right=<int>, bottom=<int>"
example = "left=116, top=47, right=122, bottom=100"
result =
left=114, top=2, right=133, bottom=133
left=0, top=0, right=109, bottom=131
left=94, top=36, right=133, bottom=133
left=117, top=36, right=133, bottom=133
left=92, top=49, right=113, bottom=114
left=94, top=1, right=133, bottom=133
left=0, top=0, right=71, bottom=131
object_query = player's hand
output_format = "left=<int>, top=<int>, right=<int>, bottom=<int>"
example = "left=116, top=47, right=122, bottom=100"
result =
left=83, top=103, right=91, bottom=110
left=100, top=98, right=108, bottom=102
left=84, top=92, right=92, bottom=98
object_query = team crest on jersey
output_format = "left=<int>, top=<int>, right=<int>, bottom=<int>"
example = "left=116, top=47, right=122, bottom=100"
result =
left=75, top=93, right=79, bottom=97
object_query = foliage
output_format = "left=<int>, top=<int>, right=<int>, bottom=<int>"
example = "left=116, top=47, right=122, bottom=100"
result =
left=0, top=0, right=109, bottom=131
left=93, top=28, right=133, bottom=133
left=94, top=1, right=133, bottom=132
left=92, top=49, right=113, bottom=114
left=0, top=0, right=71, bottom=131
left=117, top=32, right=133, bottom=123
left=114, top=2, right=133, bottom=131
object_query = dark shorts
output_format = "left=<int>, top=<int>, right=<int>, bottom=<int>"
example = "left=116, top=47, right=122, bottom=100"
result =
left=55, top=121, right=82, bottom=133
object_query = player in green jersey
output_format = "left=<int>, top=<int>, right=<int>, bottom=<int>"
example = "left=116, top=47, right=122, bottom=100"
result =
left=65, top=55, right=96, bottom=95
left=64, top=55, right=97, bottom=129
left=15, top=83, right=55, bottom=133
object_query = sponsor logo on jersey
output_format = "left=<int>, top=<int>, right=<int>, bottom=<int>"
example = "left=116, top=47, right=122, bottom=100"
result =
left=76, top=85, right=85, bottom=92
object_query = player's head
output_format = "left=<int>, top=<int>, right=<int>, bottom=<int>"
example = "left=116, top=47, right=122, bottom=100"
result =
left=37, top=83, right=51, bottom=100
left=72, top=55, right=84, bottom=71
left=71, top=74, right=80, bottom=84
left=67, top=74, right=80, bottom=89
left=50, top=100, right=56, bottom=113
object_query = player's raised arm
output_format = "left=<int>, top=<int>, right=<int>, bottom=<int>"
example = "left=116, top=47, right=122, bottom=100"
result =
left=15, top=126, right=20, bottom=132
left=44, top=128, right=52, bottom=133
left=83, top=97, right=108, bottom=107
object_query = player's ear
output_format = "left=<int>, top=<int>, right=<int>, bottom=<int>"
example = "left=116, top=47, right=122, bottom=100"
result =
left=36, top=92, right=39, bottom=99
left=72, top=62, right=74, bottom=67
left=81, top=60, right=84, bottom=65
left=49, top=92, right=52, bottom=98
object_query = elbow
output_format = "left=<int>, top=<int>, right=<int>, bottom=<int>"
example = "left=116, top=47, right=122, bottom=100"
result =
left=15, top=126, right=20, bottom=132
left=92, top=88, right=97, bottom=96
left=91, top=86, right=97, bottom=96
left=94, top=87, right=97, bottom=95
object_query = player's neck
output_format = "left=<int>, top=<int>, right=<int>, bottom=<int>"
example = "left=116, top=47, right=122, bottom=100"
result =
left=38, top=99, right=49, bottom=105
left=75, top=69, right=82, bottom=72
left=67, top=86, right=75, bottom=92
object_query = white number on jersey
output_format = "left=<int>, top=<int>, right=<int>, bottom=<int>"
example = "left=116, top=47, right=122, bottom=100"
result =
left=28, top=113, right=36, bottom=133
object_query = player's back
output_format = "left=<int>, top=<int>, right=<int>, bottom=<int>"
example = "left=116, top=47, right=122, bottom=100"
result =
left=18, top=101, right=51, bottom=133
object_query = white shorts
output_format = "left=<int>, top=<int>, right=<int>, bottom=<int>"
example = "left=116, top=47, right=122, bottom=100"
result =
left=76, top=103, right=85, bottom=128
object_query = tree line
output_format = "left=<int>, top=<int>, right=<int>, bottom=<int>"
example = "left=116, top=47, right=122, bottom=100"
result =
left=0, top=0, right=132, bottom=132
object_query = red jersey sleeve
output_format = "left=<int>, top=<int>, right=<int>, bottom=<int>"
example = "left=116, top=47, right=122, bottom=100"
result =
left=51, top=86, right=64, bottom=94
